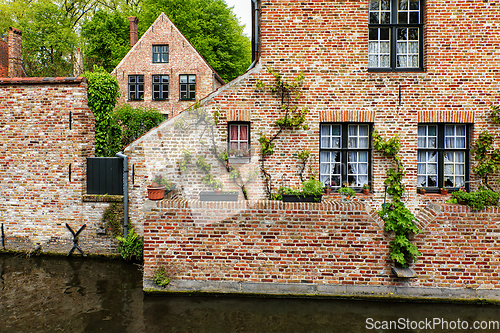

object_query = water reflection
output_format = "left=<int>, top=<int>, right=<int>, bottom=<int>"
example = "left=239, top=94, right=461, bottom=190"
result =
left=0, top=254, right=498, bottom=333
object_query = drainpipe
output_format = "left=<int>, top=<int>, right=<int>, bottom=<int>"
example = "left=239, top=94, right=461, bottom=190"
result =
left=116, top=152, right=129, bottom=238
left=248, top=0, right=259, bottom=70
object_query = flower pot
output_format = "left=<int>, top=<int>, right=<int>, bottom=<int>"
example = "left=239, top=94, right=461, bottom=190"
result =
left=147, top=186, right=165, bottom=200
left=419, top=189, right=426, bottom=195
left=363, top=189, right=370, bottom=195
left=324, top=188, right=331, bottom=195
left=440, top=189, right=448, bottom=195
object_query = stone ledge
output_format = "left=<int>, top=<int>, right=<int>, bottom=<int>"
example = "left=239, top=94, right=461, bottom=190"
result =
left=82, top=194, right=124, bottom=203
left=143, top=279, right=500, bottom=303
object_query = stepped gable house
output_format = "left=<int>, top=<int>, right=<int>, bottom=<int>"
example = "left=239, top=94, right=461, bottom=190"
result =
left=112, top=13, right=225, bottom=118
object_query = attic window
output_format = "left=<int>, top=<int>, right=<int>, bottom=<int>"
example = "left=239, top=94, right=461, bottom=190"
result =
left=153, top=45, right=169, bottom=63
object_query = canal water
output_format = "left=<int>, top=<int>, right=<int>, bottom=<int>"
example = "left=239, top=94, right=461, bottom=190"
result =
left=0, top=254, right=498, bottom=333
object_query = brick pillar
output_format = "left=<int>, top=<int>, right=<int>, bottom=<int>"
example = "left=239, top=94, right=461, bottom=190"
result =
left=73, top=48, right=83, bottom=77
left=8, top=27, right=23, bottom=78
left=128, top=17, right=139, bottom=47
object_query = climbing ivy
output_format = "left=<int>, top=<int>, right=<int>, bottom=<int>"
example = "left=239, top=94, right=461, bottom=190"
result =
left=373, top=130, right=421, bottom=268
left=255, top=68, right=309, bottom=197
left=471, top=105, right=500, bottom=190
left=83, top=66, right=120, bottom=157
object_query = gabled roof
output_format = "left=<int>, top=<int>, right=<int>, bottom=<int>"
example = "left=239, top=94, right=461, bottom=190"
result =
left=112, top=12, right=224, bottom=85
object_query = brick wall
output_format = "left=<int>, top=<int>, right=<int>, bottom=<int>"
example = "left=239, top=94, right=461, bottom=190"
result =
left=0, top=77, right=118, bottom=255
left=0, top=38, right=7, bottom=77
left=142, top=200, right=500, bottom=296
left=112, top=13, right=224, bottom=118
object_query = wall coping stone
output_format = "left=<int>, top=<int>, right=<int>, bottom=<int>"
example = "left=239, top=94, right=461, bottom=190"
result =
left=0, top=77, right=87, bottom=85
left=143, top=279, right=500, bottom=303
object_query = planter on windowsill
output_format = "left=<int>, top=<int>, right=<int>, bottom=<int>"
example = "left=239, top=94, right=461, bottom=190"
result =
left=199, top=191, right=239, bottom=201
left=228, top=157, right=250, bottom=164
left=282, top=194, right=322, bottom=203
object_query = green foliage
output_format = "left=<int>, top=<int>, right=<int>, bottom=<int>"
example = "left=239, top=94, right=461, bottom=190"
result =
left=472, top=131, right=500, bottom=190
left=337, top=186, right=356, bottom=199
left=259, top=135, right=274, bottom=156
left=452, top=188, right=500, bottom=210
left=81, top=10, right=130, bottom=72
left=153, top=265, right=170, bottom=286
left=139, top=0, right=251, bottom=82
left=373, top=130, right=401, bottom=158
left=179, top=150, right=192, bottom=172
left=83, top=66, right=120, bottom=157
left=202, top=174, right=222, bottom=190
left=109, top=104, right=165, bottom=155
left=373, top=130, right=421, bottom=267
left=102, top=203, right=124, bottom=238
left=152, top=175, right=175, bottom=190
left=281, top=177, right=324, bottom=198
left=116, top=227, right=143, bottom=262
left=491, top=105, right=500, bottom=124
left=196, top=156, right=211, bottom=173
left=379, top=202, right=421, bottom=267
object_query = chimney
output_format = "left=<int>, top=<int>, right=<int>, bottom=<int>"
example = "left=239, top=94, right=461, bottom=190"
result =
left=8, top=27, right=23, bottom=78
left=128, top=17, right=138, bottom=47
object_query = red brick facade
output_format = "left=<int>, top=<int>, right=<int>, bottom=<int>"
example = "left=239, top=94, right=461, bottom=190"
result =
left=125, top=1, right=500, bottom=297
left=143, top=201, right=500, bottom=293
left=0, top=77, right=118, bottom=254
left=112, top=13, right=224, bottom=118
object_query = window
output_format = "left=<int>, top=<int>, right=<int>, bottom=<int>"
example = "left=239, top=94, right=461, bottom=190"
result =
left=128, top=75, right=144, bottom=100
left=368, top=0, right=423, bottom=70
left=228, top=123, right=250, bottom=162
left=179, top=75, right=196, bottom=100
left=152, top=75, right=169, bottom=100
left=152, top=45, right=169, bottom=63
left=417, top=124, right=469, bottom=191
left=320, top=124, right=371, bottom=189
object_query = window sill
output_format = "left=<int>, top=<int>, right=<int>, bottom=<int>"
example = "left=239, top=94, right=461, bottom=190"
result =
left=368, top=68, right=425, bottom=73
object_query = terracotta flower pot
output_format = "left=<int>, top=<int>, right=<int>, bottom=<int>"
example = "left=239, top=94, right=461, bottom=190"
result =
left=440, top=189, right=448, bottom=195
left=363, top=189, right=370, bottom=194
left=147, top=186, right=165, bottom=200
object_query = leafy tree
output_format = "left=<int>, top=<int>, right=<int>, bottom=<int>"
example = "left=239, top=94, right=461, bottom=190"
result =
left=81, top=10, right=131, bottom=72
left=0, top=0, right=78, bottom=77
left=139, top=0, right=251, bottom=82
left=83, top=66, right=120, bottom=157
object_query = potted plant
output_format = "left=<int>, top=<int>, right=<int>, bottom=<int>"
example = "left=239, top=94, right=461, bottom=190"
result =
left=324, top=184, right=332, bottom=195
left=419, top=188, right=426, bottom=195
left=282, top=177, right=323, bottom=202
left=362, top=184, right=370, bottom=195
left=440, top=187, right=448, bottom=195
left=199, top=178, right=239, bottom=201
left=337, top=186, right=356, bottom=201
left=147, top=175, right=175, bottom=200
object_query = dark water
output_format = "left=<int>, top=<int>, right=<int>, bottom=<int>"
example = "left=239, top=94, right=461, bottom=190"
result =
left=1, top=254, right=499, bottom=333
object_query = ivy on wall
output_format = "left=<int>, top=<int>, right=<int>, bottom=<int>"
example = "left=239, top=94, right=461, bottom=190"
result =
left=373, top=130, right=421, bottom=268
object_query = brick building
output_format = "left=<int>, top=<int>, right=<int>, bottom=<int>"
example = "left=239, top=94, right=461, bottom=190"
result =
left=112, top=13, right=225, bottom=118
left=123, top=0, right=500, bottom=298
left=0, top=77, right=118, bottom=255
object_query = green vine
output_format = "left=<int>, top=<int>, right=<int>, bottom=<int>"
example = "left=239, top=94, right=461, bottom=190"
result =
left=373, top=130, right=421, bottom=268
left=256, top=68, right=309, bottom=197
left=297, top=150, right=311, bottom=182
left=491, top=105, right=500, bottom=124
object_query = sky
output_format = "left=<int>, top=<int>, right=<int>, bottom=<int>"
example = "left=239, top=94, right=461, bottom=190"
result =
left=224, top=0, right=252, bottom=37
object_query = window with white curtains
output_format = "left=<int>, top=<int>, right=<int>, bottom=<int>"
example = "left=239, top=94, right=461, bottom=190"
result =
left=228, top=123, right=250, bottom=161
left=320, top=124, right=371, bottom=189
left=368, top=0, right=423, bottom=71
left=417, top=124, right=469, bottom=191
